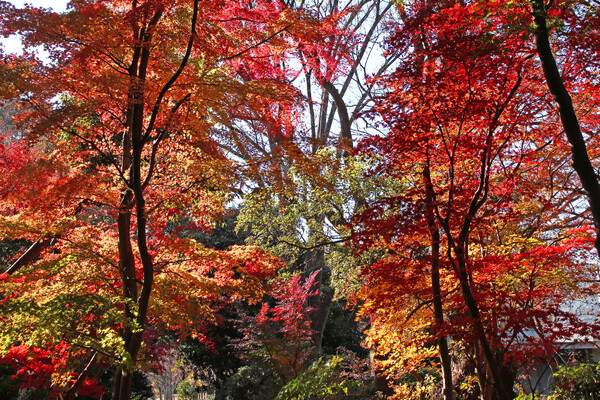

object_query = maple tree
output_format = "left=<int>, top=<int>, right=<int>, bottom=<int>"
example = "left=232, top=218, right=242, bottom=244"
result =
left=355, top=1, right=600, bottom=399
left=0, top=0, right=346, bottom=398
left=234, top=271, right=318, bottom=395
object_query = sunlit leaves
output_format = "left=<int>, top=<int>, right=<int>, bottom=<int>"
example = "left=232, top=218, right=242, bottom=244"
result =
left=355, top=0, right=600, bottom=397
left=237, top=148, right=400, bottom=296
left=0, top=0, right=339, bottom=396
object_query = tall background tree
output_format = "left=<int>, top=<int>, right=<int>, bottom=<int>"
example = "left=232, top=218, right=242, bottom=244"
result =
left=234, top=0, right=400, bottom=363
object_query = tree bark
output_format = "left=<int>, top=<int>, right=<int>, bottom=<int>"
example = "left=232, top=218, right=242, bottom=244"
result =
left=453, top=254, right=513, bottom=400
left=112, top=6, right=164, bottom=399
left=424, top=164, right=455, bottom=400
left=302, top=248, right=333, bottom=353
left=321, top=81, right=352, bottom=156
left=532, top=0, right=600, bottom=255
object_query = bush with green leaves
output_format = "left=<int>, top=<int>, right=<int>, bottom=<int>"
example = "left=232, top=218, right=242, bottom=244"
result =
left=551, top=361, right=600, bottom=400
left=275, top=355, right=370, bottom=400
left=216, top=364, right=282, bottom=400
left=176, top=380, right=208, bottom=400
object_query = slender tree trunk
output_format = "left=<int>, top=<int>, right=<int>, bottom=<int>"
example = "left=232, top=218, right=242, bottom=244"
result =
left=453, top=254, right=512, bottom=400
left=113, top=191, right=137, bottom=400
left=113, top=9, right=161, bottom=397
left=532, top=0, right=600, bottom=255
left=424, top=164, right=455, bottom=400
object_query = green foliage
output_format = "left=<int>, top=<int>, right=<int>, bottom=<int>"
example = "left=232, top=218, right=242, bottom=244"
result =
left=515, top=395, right=541, bottom=400
left=216, top=364, right=282, bottom=400
left=129, top=372, right=154, bottom=400
left=0, top=292, right=135, bottom=367
left=551, top=361, right=600, bottom=400
left=176, top=380, right=205, bottom=400
left=178, top=320, right=245, bottom=393
left=275, top=356, right=367, bottom=400
left=237, top=149, right=397, bottom=296
left=182, top=210, right=248, bottom=251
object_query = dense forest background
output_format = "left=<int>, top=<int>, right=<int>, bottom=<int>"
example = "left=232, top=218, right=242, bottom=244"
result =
left=0, top=0, right=600, bottom=399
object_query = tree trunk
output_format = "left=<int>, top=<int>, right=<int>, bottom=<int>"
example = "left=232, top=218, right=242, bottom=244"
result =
left=532, top=0, right=600, bottom=255
left=112, top=188, right=138, bottom=400
left=424, top=165, right=455, bottom=400
left=475, top=344, right=516, bottom=400
left=453, top=259, right=513, bottom=400
left=303, top=248, right=333, bottom=353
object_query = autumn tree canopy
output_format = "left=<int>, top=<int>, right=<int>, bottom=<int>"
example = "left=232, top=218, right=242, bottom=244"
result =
left=354, top=1, right=600, bottom=399
left=1, top=0, right=600, bottom=399
left=0, top=0, right=349, bottom=398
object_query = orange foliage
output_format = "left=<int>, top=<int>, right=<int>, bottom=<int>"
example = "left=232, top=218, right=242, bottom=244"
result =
left=0, top=0, right=345, bottom=398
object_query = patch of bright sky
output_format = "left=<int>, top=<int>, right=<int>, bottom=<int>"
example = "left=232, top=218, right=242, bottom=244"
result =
left=1, top=0, right=68, bottom=54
